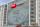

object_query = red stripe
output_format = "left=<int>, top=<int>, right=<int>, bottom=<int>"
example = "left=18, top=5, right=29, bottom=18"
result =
left=16, top=2, right=24, bottom=5
left=23, top=22, right=24, bottom=25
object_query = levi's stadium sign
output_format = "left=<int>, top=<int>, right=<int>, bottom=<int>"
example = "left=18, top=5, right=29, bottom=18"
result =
left=10, top=4, right=16, bottom=8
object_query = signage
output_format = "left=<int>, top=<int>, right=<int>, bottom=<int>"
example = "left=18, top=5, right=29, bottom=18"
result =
left=10, top=3, right=16, bottom=8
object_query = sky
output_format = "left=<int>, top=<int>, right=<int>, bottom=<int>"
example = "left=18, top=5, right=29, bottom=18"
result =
left=0, top=0, right=14, bottom=5
left=0, top=0, right=27, bottom=6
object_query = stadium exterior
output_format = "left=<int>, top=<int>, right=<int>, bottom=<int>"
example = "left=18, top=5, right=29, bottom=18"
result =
left=0, top=0, right=37, bottom=27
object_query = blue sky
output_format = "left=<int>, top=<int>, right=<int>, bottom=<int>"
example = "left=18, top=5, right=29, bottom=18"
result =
left=0, top=0, right=27, bottom=6
left=0, top=0, right=14, bottom=5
